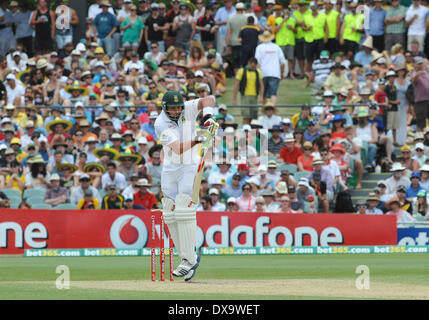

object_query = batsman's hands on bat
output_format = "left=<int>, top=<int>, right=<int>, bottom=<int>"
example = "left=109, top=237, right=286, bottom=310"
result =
left=203, top=118, right=219, bottom=136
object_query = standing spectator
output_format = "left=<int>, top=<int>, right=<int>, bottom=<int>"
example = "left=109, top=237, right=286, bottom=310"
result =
left=324, top=0, right=340, bottom=55
left=412, top=57, right=429, bottom=132
left=368, top=0, right=386, bottom=53
left=232, top=57, right=263, bottom=123
left=354, top=109, right=378, bottom=170
left=384, top=70, right=400, bottom=145
left=292, top=2, right=310, bottom=79
left=384, top=0, right=407, bottom=51
left=340, top=2, right=365, bottom=58
left=93, top=1, right=119, bottom=57
left=172, top=3, right=195, bottom=51
left=255, top=30, right=286, bottom=105
left=54, top=0, right=79, bottom=50
left=31, top=0, right=55, bottom=54
left=275, top=6, right=297, bottom=80
left=214, top=0, right=236, bottom=56
left=165, top=0, right=180, bottom=50
left=11, top=2, right=34, bottom=58
left=405, top=0, right=428, bottom=51
left=196, top=5, right=216, bottom=50
left=226, top=2, right=248, bottom=73
left=238, top=16, right=261, bottom=69
left=145, top=3, right=168, bottom=52
left=120, top=4, right=145, bottom=51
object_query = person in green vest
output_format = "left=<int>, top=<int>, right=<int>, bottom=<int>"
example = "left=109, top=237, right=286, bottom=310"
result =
left=275, top=7, right=297, bottom=79
left=302, top=2, right=328, bottom=74
left=292, top=0, right=311, bottom=79
left=340, top=2, right=365, bottom=58
left=324, top=0, right=340, bottom=55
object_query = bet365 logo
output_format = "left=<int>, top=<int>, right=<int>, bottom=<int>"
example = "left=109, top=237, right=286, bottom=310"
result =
left=55, top=5, right=70, bottom=30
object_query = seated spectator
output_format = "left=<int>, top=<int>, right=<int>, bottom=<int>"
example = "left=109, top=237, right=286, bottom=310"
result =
left=44, top=174, right=68, bottom=208
left=71, top=173, right=102, bottom=205
left=257, top=165, right=275, bottom=192
left=323, top=62, right=351, bottom=94
left=354, top=108, right=378, bottom=171
left=223, top=173, right=243, bottom=198
left=260, top=189, right=279, bottom=212
left=279, top=133, right=303, bottom=165
left=419, top=164, right=429, bottom=190
left=197, top=195, right=212, bottom=211
left=413, top=190, right=429, bottom=218
left=102, top=184, right=125, bottom=209
left=303, top=120, right=320, bottom=143
left=396, top=185, right=414, bottom=215
left=77, top=189, right=100, bottom=209
left=236, top=182, right=256, bottom=212
left=268, top=125, right=284, bottom=156
left=266, top=160, right=280, bottom=185
left=124, top=196, right=146, bottom=210
left=25, top=155, right=50, bottom=190
left=297, top=141, right=314, bottom=172
left=330, top=143, right=349, bottom=190
left=366, top=192, right=384, bottom=214
left=277, top=195, right=295, bottom=213
left=288, top=185, right=304, bottom=213
left=303, top=50, right=334, bottom=89
left=208, top=188, right=226, bottom=211
left=253, top=196, right=266, bottom=213
left=258, top=102, right=282, bottom=130
left=384, top=163, right=411, bottom=195
left=291, top=105, right=312, bottom=131
left=355, top=199, right=368, bottom=214
left=406, top=171, right=424, bottom=200
left=4, top=161, right=25, bottom=195
left=133, top=178, right=156, bottom=209
left=385, top=197, right=415, bottom=222
left=225, top=197, right=237, bottom=212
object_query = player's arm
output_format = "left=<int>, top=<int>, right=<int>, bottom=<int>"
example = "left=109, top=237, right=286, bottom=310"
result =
left=167, top=138, right=205, bottom=155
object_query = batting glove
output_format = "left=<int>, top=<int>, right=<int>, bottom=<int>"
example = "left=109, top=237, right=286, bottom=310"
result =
left=203, top=118, right=219, bottom=136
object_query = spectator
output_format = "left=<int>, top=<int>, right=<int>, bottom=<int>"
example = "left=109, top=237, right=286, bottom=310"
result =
left=44, top=173, right=67, bottom=208
left=355, top=199, right=368, bottom=214
left=124, top=196, right=146, bottom=210
left=255, top=30, right=286, bottom=105
left=297, top=141, right=314, bottom=172
left=384, top=162, right=411, bottom=195
left=102, top=184, right=124, bottom=209
left=405, top=0, right=428, bottom=51
left=77, top=189, right=100, bottom=209
left=198, top=195, right=213, bottom=211
left=71, top=173, right=102, bottom=205
left=411, top=57, right=429, bottom=132
left=386, top=197, right=415, bottom=222
left=133, top=178, right=156, bottom=209
left=208, top=188, right=226, bottom=211
left=340, top=2, right=364, bottom=57
left=172, top=3, right=195, bottom=51
left=385, top=0, right=407, bottom=51
left=233, top=57, right=263, bottom=123
left=368, top=0, right=386, bottom=52
left=238, top=15, right=260, bottom=68
left=268, top=125, right=285, bottom=156
left=366, top=192, right=384, bottom=214
left=236, top=182, right=256, bottom=211
left=275, top=6, right=297, bottom=80
left=405, top=171, right=424, bottom=199
left=120, top=4, right=145, bottom=51
left=279, top=133, right=303, bottom=165
left=413, top=189, right=429, bottom=217
left=303, top=50, right=335, bottom=89
left=93, top=1, right=119, bottom=57
left=226, top=197, right=238, bottom=212
left=214, top=0, right=236, bottom=57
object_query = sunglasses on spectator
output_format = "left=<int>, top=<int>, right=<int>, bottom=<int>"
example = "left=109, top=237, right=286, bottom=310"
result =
left=243, top=187, right=251, bottom=191
left=304, top=148, right=312, bottom=151
left=402, top=151, right=410, bottom=154
left=131, top=121, right=139, bottom=125
left=151, top=46, right=157, bottom=49
left=256, top=202, right=264, bottom=205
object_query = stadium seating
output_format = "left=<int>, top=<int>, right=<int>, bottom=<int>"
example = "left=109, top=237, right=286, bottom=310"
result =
left=55, top=203, right=78, bottom=210
left=31, top=203, right=52, bottom=209
left=23, top=188, right=46, bottom=200
left=2, top=188, right=21, bottom=199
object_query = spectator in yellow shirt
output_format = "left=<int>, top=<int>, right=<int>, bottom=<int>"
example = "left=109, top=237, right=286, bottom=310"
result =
left=77, top=189, right=100, bottom=209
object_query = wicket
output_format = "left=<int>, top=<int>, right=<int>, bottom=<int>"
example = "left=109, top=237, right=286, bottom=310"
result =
left=151, top=212, right=174, bottom=282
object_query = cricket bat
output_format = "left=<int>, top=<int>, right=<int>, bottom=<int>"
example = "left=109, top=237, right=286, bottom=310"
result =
left=192, top=128, right=215, bottom=204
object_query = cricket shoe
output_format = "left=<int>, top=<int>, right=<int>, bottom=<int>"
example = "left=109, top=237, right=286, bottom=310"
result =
left=184, top=255, right=200, bottom=282
left=172, top=255, right=200, bottom=278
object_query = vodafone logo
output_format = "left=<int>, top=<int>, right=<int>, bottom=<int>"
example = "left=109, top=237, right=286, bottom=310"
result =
left=110, top=215, right=148, bottom=248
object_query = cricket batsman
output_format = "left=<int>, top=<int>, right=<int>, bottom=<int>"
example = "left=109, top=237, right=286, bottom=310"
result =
left=155, top=90, right=218, bottom=281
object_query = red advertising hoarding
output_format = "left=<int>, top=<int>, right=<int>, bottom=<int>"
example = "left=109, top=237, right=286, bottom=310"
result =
left=0, top=210, right=397, bottom=254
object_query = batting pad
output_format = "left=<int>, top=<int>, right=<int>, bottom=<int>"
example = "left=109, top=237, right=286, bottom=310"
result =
left=162, top=198, right=183, bottom=259
left=174, top=193, right=197, bottom=265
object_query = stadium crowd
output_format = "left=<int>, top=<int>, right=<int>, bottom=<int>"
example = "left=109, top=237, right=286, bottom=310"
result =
left=0, top=0, right=427, bottom=221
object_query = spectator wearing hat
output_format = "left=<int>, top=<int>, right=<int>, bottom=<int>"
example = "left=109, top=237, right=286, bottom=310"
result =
left=297, top=177, right=316, bottom=203
left=259, top=189, right=278, bottom=212
left=236, top=182, right=256, bottom=212
left=401, top=144, right=420, bottom=172
left=44, top=173, right=68, bottom=207
left=411, top=56, right=429, bottom=132
left=386, top=197, right=415, bottom=222
left=330, top=143, right=350, bottom=190
left=384, top=162, right=411, bottom=195
left=257, top=103, right=280, bottom=131
left=4, top=160, right=25, bottom=195
left=268, top=125, right=285, bottom=156
left=366, top=192, right=383, bottom=214
left=395, top=185, right=413, bottom=215
left=172, top=3, right=195, bottom=51
left=309, top=170, right=330, bottom=212
left=384, top=0, right=407, bottom=52
left=133, top=178, right=156, bottom=209
left=5, top=73, right=25, bottom=105
left=405, top=171, right=424, bottom=200
left=141, top=111, right=158, bottom=140
left=297, top=141, right=314, bottom=172
left=208, top=187, right=226, bottom=211
left=303, top=120, right=320, bottom=143
left=412, top=142, right=427, bottom=168
left=323, top=62, right=351, bottom=94
left=354, top=108, right=378, bottom=171
left=102, top=184, right=125, bottom=209
left=279, top=133, right=303, bottom=165
left=24, top=154, right=50, bottom=190
left=255, top=30, right=286, bottom=105
left=303, top=50, right=335, bottom=90
left=233, top=57, right=264, bottom=124
left=92, top=1, right=119, bottom=57
left=384, top=70, right=401, bottom=145
left=413, top=189, right=429, bottom=217
left=419, top=164, right=429, bottom=190
left=225, top=197, right=238, bottom=212
left=214, top=0, right=237, bottom=57
left=287, top=185, right=304, bottom=213
left=355, top=199, right=368, bottom=214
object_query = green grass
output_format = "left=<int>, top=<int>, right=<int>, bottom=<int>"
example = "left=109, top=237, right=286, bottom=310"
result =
left=217, top=78, right=313, bottom=123
left=1, top=254, right=428, bottom=299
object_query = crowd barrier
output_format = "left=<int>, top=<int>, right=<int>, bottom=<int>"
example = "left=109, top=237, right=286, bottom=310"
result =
left=0, top=210, right=397, bottom=254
